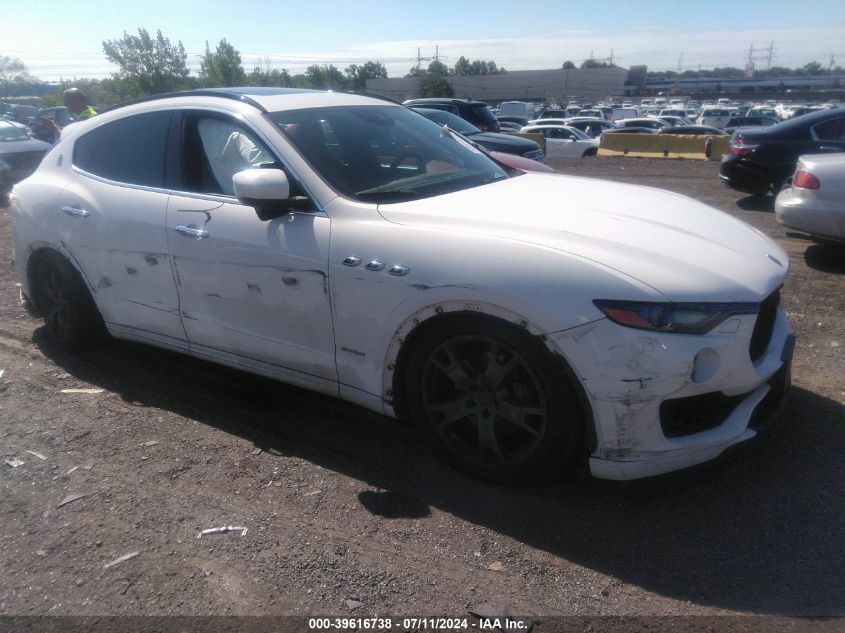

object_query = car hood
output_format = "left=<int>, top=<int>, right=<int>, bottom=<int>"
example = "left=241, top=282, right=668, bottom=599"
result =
left=378, top=173, right=788, bottom=302
left=469, top=131, right=541, bottom=153
left=0, top=138, right=53, bottom=156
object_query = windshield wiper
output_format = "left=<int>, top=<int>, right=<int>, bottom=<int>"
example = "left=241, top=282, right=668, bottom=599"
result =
left=355, top=189, right=422, bottom=202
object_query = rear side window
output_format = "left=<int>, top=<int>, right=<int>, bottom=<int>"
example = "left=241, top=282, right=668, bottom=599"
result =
left=464, top=104, right=498, bottom=131
left=813, top=117, right=845, bottom=141
left=73, top=112, right=170, bottom=188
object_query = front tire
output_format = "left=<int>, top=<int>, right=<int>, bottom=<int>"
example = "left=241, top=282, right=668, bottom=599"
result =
left=403, top=316, right=584, bottom=484
left=32, top=253, right=107, bottom=351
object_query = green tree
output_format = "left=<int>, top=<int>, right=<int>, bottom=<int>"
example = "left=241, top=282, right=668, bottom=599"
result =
left=0, top=55, right=35, bottom=100
left=802, top=61, right=823, bottom=76
left=102, top=28, right=190, bottom=96
left=427, top=59, right=450, bottom=76
left=417, top=73, right=453, bottom=98
left=581, top=58, right=610, bottom=69
left=452, top=58, right=506, bottom=76
left=562, top=60, right=576, bottom=70
left=453, top=56, right=471, bottom=76
left=247, top=58, right=292, bottom=87
left=199, top=39, right=246, bottom=87
left=303, top=64, right=346, bottom=90
left=344, top=61, right=387, bottom=92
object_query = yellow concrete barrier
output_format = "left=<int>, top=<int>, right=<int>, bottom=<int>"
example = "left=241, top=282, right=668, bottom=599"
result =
left=598, top=133, right=731, bottom=160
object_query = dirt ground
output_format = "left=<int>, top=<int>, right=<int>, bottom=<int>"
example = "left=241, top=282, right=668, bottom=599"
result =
left=1, top=158, right=843, bottom=628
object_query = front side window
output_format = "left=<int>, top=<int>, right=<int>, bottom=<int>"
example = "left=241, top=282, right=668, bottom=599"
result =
left=73, top=112, right=170, bottom=188
left=180, top=113, right=275, bottom=196
left=271, top=105, right=508, bottom=203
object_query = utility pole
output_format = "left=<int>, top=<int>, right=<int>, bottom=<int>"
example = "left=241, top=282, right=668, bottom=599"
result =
left=765, top=42, right=775, bottom=70
left=829, top=53, right=836, bottom=72
left=677, top=53, right=683, bottom=74
left=745, top=42, right=756, bottom=77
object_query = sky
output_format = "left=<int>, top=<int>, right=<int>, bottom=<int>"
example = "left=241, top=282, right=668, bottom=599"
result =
left=4, top=0, right=845, bottom=82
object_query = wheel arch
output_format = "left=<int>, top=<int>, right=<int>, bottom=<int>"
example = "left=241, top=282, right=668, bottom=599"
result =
left=25, top=244, right=92, bottom=316
left=386, top=302, right=597, bottom=455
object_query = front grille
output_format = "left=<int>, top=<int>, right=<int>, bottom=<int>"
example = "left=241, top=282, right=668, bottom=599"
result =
left=660, top=361, right=791, bottom=438
left=749, top=289, right=780, bottom=362
left=660, top=392, right=745, bottom=438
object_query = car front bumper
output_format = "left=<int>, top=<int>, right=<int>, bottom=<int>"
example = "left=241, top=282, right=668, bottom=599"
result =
left=547, top=301, right=793, bottom=480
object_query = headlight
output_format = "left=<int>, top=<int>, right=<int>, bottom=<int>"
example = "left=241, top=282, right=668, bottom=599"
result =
left=593, top=300, right=758, bottom=334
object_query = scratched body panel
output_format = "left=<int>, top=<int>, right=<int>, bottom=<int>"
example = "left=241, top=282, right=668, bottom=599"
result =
left=54, top=174, right=183, bottom=340
left=165, top=195, right=335, bottom=383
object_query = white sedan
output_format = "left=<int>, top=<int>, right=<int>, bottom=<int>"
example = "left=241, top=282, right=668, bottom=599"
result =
left=776, top=153, right=845, bottom=243
left=520, top=124, right=600, bottom=157
left=11, top=89, right=793, bottom=483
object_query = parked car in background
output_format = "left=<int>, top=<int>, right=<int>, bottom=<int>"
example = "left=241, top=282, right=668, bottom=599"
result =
left=614, top=118, right=670, bottom=131
left=697, top=108, right=733, bottom=129
left=657, top=109, right=688, bottom=118
left=724, top=116, right=780, bottom=134
left=746, top=106, right=779, bottom=119
left=411, top=108, right=545, bottom=164
left=658, top=125, right=728, bottom=136
left=790, top=106, right=828, bottom=119
left=3, top=104, right=39, bottom=124
left=560, top=117, right=617, bottom=137
left=721, top=107, right=845, bottom=194
left=0, top=119, right=52, bottom=204
left=655, top=116, right=695, bottom=127
left=496, top=115, right=530, bottom=128
left=403, top=98, right=500, bottom=132
left=11, top=88, right=792, bottom=483
left=520, top=124, right=599, bottom=157
left=498, top=101, right=535, bottom=119
left=603, top=127, right=658, bottom=134
left=577, top=109, right=604, bottom=119
left=497, top=121, right=524, bottom=132
left=775, top=153, right=845, bottom=243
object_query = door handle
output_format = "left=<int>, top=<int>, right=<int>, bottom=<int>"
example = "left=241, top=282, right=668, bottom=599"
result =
left=819, top=146, right=841, bottom=152
left=62, top=206, right=90, bottom=217
left=175, top=225, right=209, bottom=239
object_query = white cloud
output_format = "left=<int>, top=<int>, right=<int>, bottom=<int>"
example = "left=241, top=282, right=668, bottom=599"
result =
left=12, top=23, right=845, bottom=82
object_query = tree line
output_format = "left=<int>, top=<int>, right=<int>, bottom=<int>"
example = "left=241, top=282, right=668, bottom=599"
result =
left=2, top=28, right=509, bottom=106
left=3, top=28, right=843, bottom=106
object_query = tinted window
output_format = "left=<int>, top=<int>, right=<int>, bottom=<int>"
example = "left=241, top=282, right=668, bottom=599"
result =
left=0, top=121, right=31, bottom=142
left=74, top=112, right=170, bottom=187
left=463, top=104, right=498, bottom=131
left=813, top=117, right=845, bottom=141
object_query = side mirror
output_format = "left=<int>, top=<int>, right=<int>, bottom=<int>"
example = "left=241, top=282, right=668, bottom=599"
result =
left=233, top=168, right=290, bottom=220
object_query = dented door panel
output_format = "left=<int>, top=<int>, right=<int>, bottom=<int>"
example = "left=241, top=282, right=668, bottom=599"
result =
left=55, top=174, right=184, bottom=342
left=166, top=195, right=336, bottom=385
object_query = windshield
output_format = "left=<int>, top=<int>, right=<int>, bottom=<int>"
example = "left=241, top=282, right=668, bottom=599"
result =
left=0, top=121, right=31, bottom=142
left=412, top=108, right=480, bottom=135
left=270, top=105, right=508, bottom=203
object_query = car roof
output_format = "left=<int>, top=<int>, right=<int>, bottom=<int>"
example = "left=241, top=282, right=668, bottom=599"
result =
left=403, top=97, right=490, bottom=106
left=103, top=87, right=396, bottom=115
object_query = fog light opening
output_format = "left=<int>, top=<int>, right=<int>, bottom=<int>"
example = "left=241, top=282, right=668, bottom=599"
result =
left=691, top=347, right=720, bottom=384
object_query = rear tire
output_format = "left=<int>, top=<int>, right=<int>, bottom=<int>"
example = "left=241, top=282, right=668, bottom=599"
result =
left=403, top=316, right=584, bottom=484
left=32, top=253, right=107, bottom=351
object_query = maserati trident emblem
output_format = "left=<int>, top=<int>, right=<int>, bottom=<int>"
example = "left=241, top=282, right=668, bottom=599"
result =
left=765, top=253, right=783, bottom=267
